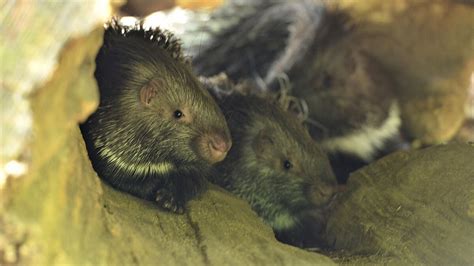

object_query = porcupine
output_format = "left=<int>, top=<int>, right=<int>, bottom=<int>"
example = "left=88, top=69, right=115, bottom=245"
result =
left=201, top=74, right=338, bottom=247
left=80, top=18, right=232, bottom=213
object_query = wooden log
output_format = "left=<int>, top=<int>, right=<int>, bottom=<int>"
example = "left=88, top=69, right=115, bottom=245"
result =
left=325, top=142, right=474, bottom=265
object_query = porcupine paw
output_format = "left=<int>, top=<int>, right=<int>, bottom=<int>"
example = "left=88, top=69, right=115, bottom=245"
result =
left=155, top=188, right=185, bottom=214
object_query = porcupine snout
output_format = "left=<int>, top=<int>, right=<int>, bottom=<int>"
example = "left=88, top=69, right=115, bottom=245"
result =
left=197, top=132, right=232, bottom=164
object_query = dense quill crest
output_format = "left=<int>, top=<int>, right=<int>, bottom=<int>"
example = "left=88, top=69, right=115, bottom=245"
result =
left=105, top=17, right=189, bottom=64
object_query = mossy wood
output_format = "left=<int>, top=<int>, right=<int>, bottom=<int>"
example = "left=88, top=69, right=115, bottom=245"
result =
left=325, top=143, right=474, bottom=265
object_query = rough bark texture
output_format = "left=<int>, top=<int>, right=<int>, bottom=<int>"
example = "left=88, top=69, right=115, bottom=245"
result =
left=0, top=0, right=112, bottom=165
left=325, top=142, right=474, bottom=265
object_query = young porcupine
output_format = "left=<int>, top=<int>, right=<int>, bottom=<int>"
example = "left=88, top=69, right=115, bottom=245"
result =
left=192, top=1, right=403, bottom=183
left=80, top=18, right=232, bottom=213
left=202, top=75, right=338, bottom=247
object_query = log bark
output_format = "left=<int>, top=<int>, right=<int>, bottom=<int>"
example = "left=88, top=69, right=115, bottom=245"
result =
left=324, top=142, right=474, bottom=265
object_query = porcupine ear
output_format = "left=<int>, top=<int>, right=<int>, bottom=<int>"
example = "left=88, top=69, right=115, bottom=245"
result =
left=103, top=16, right=189, bottom=64
left=139, top=79, right=163, bottom=107
left=253, top=128, right=275, bottom=154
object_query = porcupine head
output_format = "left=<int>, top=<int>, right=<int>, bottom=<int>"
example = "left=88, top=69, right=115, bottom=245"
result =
left=210, top=90, right=337, bottom=243
left=80, top=18, right=231, bottom=213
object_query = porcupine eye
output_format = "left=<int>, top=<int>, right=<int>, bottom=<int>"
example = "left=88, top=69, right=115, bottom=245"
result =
left=173, top=110, right=183, bottom=119
left=283, top=159, right=293, bottom=170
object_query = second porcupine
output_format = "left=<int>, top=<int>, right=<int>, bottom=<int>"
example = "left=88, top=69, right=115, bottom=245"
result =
left=202, top=76, right=338, bottom=247
left=80, top=18, right=232, bottom=213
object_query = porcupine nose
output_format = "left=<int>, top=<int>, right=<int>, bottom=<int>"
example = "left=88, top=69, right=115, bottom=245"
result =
left=208, top=134, right=232, bottom=163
